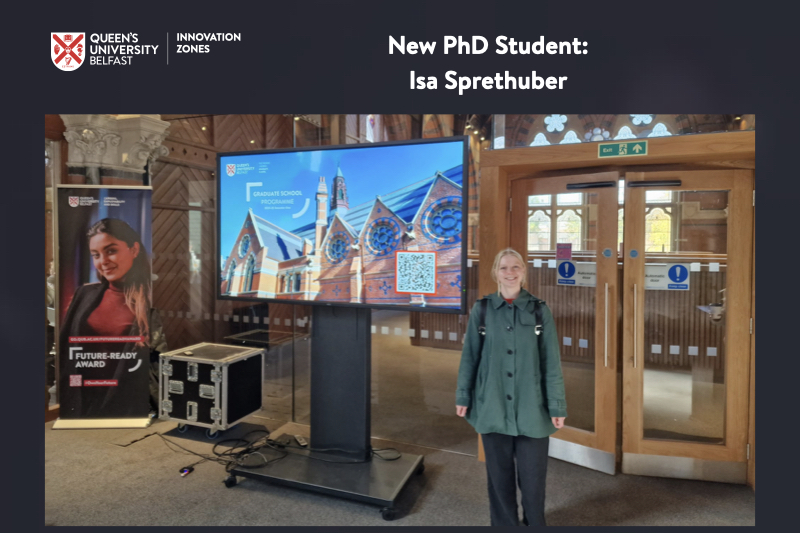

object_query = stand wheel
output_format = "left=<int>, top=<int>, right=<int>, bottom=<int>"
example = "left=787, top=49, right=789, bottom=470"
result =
left=206, top=428, right=220, bottom=440
left=177, top=424, right=188, bottom=433
left=416, top=463, right=425, bottom=475
left=223, top=475, right=237, bottom=488
left=381, top=507, right=397, bottom=521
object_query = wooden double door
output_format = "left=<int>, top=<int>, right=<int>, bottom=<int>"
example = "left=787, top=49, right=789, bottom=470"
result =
left=510, top=169, right=753, bottom=482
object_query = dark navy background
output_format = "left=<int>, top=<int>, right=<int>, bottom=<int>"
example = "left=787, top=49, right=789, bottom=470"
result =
left=6, top=0, right=796, bottom=530
left=32, top=0, right=782, bottom=112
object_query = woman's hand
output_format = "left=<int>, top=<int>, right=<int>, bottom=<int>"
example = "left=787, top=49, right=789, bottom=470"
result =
left=456, top=405, right=468, bottom=417
left=552, top=417, right=565, bottom=429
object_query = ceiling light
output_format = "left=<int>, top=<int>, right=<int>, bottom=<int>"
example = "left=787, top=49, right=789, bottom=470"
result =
left=201, top=126, right=206, bottom=131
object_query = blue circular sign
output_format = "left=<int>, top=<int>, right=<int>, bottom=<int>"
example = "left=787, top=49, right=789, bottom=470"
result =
left=558, top=261, right=576, bottom=278
left=668, top=264, right=689, bottom=283
left=630, top=250, right=639, bottom=258
left=603, top=248, right=612, bottom=258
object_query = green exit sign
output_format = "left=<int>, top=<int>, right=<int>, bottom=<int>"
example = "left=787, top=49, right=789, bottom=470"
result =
left=598, top=141, right=648, bottom=158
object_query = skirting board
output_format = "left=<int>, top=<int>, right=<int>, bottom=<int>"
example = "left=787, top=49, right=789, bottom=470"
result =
left=622, top=453, right=746, bottom=484
left=549, top=437, right=616, bottom=475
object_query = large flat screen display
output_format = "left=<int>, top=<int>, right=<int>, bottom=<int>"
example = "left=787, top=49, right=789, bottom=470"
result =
left=217, top=137, right=468, bottom=313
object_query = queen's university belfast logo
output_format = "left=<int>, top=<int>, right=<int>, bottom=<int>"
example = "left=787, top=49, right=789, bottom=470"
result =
left=52, top=33, right=85, bottom=71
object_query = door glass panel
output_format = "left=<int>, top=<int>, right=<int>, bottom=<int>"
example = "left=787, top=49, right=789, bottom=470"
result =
left=529, top=210, right=552, bottom=251
left=525, top=191, right=598, bottom=432
left=642, top=190, right=727, bottom=444
left=557, top=192, right=582, bottom=205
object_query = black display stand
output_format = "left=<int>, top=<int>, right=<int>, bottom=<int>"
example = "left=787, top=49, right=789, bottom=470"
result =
left=225, top=306, right=424, bottom=521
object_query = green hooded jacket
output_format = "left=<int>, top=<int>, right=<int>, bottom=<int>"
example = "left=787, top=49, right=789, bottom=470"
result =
left=456, top=289, right=567, bottom=438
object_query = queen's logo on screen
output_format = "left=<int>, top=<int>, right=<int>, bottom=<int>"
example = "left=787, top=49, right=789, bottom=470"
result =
left=51, top=32, right=85, bottom=71
left=68, top=196, right=79, bottom=207
left=227, top=164, right=236, bottom=177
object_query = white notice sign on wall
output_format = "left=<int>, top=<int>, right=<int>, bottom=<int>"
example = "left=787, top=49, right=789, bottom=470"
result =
left=557, top=261, right=596, bottom=287
left=645, top=264, right=691, bottom=290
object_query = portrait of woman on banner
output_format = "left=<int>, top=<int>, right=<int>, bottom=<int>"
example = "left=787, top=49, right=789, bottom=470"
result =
left=58, top=217, right=153, bottom=418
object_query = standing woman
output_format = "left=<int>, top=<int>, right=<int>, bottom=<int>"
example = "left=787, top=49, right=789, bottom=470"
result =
left=456, top=248, right=567, bottom=526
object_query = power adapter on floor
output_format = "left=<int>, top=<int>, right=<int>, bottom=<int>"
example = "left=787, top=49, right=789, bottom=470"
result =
left=270, top=434, right=292, bottom=448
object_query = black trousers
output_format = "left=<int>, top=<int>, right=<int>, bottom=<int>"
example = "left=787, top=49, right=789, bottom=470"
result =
left=481, top=433, right=550, bottom=526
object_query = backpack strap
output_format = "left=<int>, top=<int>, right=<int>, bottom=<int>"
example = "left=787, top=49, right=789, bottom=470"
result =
left=477, top=298, right=488, bottom=353
left=533, top=300, right=544, bottom=336
left=478, top=298, right=488, bottom=336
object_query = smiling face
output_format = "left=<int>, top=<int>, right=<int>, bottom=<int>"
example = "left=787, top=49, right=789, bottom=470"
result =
left=496, top=254, right=525, bottom=294
left=89, top=232, right=140, bottom=283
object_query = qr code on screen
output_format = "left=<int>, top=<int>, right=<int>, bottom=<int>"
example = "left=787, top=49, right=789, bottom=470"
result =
left=396, top=252, right=437, bottom=294
left=69, top=375, right=82, bottom=387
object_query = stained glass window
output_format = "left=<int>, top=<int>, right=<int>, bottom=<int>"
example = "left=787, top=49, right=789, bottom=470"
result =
left=527, top=194, right=586, bottom=252
left=239, top=234, right=250, bottom=258
left=646, top=191, right=672, bottom=203
left=645, top=207, right=672, bottom=252
left=368, top=220, right=401, bottom=255
left=557, top=193, right=582, bottom=206
left=528, top=210, right=551, bottom=251
left=422, top=197, right=462, bottom=243
left=326, top=232, right=350, bottom=263
left=226, top=261, right=236, bottom=293
left=244, top=256, right=255, bottom=292
left=529, top=194, right=550, bottom=206
left=557, top=209, right=583, bottom=251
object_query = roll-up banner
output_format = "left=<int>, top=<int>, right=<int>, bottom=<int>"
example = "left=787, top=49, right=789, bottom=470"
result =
left=54, top=186, right=152, bottom=428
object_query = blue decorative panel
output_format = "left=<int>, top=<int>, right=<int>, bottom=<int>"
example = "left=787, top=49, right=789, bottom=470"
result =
left=326, top=231, right=351, bottom=264
left=421, top=196, right=462, bottom=243
left=366, top=217, right=401, bottom=256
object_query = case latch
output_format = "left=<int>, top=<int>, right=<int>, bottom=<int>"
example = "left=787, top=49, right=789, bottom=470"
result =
left=160, top=400, right=173, bottom=414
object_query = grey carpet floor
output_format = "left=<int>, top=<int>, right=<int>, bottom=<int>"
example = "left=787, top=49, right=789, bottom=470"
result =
left=44, top=417, right=755, bottom=527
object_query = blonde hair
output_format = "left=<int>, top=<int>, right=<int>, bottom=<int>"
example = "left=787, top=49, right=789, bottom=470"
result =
left=490, top=248, right=526, bottom=295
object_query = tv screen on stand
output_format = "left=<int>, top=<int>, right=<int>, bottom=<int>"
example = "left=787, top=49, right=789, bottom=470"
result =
left=217, top=136, right=468, bottom=314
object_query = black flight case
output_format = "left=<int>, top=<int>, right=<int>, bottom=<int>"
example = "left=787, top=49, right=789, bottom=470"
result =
left=158, top=342, right=264, bottom=436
